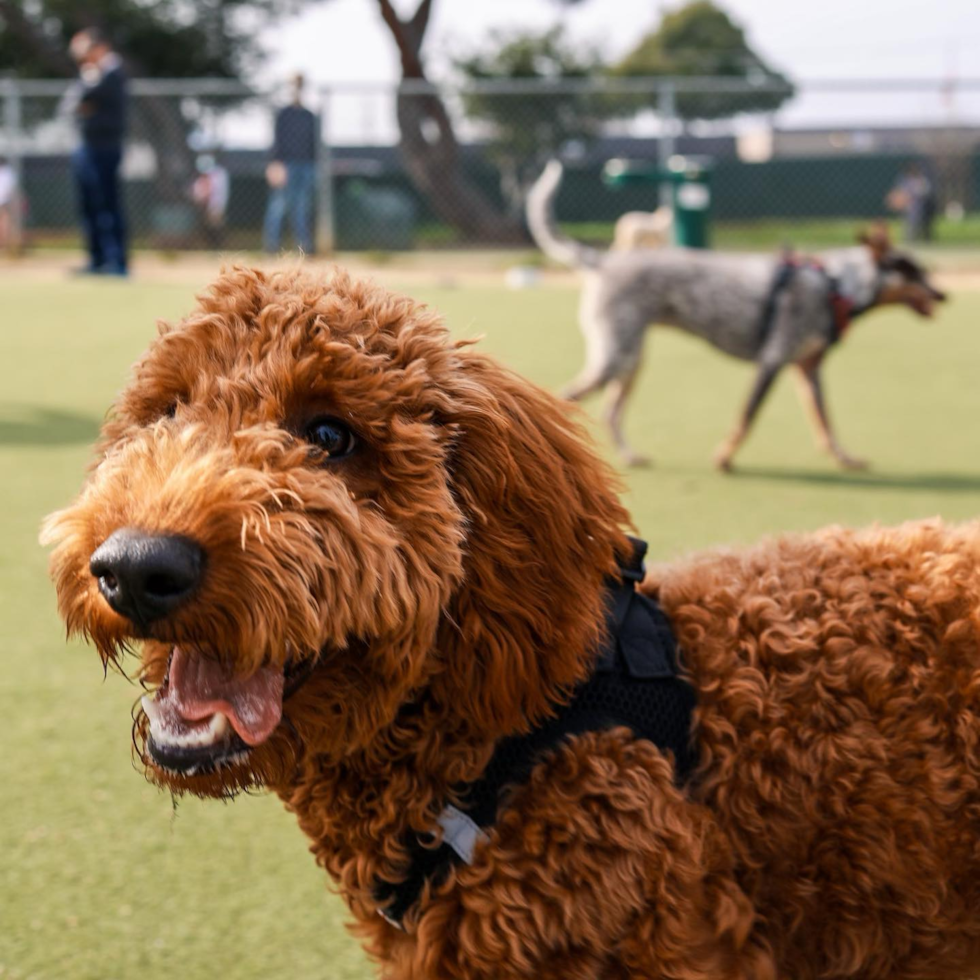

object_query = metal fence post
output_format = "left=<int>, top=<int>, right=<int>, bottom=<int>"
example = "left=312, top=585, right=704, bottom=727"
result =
left=316, top=85, right=335, bottom=255
left=658, top=78, right=676, bottom=210
left=3, top=76, right=24, bottom=251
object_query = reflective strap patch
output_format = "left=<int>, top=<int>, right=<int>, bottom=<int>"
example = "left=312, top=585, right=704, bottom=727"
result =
left=377, top=906, right=405, bottom=930
left=437, top=804, right=489, bottom=865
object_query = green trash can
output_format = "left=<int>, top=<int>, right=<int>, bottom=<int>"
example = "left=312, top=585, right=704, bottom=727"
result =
left=602, top=155, right=714, bottom=249
left=666, top=155, right=712, bottom=248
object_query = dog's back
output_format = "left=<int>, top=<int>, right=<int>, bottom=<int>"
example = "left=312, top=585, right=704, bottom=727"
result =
left=584, top=248, right=777, bottom=360
left=646, top=518, right=980, bottom=978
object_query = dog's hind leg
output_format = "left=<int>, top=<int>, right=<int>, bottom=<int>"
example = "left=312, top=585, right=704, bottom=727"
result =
left=793, top=354, right=867, bottom=470
left=563, top=279, right=650, bottom=465
left=562, top=363, right=615, bottom=402
left=561, top=280, right=625, bottom=403
left=603, top=360, right=649, bottom=467
left=713, top=362, right=782, bottom=472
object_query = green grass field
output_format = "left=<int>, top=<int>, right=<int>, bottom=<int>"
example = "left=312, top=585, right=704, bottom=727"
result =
left=3, top=267, right=980, bottom=980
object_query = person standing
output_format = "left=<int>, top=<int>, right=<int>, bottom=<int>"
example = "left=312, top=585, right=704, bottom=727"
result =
left=192, top=153, right=230, bottom=249
left=68, top=27, right=128, bottom=275
left=263, top=73, right=318, bottom=254
left=886, top=163, right=937, bottom=244
left=0, top=156, right=19, bottom=251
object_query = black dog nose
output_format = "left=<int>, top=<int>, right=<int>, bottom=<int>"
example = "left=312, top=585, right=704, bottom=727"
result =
left=89, top=529, right=204, bottom=624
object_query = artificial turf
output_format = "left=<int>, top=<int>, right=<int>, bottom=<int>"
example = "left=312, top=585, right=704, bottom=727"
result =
left=3, top=268, right=979, bottom=979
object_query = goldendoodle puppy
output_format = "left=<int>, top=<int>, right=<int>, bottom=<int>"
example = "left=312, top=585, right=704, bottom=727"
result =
left=44, top=267, right=980, bottom=980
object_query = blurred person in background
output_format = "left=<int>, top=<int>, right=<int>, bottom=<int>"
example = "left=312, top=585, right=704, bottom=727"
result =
left=192, top=153, right=230, bottom=249
left=0, top=156, right=19, bottom=251
left=887, top=162, right=937, bottom=243
left=263, top=73, right=317, bottom=254
left=67, top=27, right=128, bottom=275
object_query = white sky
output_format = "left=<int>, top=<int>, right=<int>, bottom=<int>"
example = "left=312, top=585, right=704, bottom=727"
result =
left=254, top=0, right=980, bottom=143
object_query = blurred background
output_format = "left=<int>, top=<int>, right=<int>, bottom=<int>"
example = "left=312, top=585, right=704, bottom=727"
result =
left=0, top=0, right=975, bottom=256
left=3, top=3, right=980, bottom=980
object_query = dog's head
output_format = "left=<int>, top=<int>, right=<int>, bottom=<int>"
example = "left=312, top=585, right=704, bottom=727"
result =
left=42, top=267, right=629, bottom=797
left=859, top=224, right=947, bottom=317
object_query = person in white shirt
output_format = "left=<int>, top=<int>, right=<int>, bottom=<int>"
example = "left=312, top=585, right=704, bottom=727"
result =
left=0, top=157, right=18, bottom=250
left=192, top=154, right=230, bottom=248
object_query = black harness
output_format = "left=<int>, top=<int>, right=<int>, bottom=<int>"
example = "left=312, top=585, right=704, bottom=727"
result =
left=758, top=254, right=880, bottom=350
left=373, top=537, right=697, bottom=928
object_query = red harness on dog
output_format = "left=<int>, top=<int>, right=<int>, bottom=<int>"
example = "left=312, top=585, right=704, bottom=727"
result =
left=759, top=252, right=872, bottom=348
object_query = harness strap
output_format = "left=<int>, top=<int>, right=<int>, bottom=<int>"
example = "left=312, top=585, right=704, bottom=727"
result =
left=372, top=537, right=696, bottom=929
left=757, top=255, right=799, bottom=348
left=820, top=263, right=882, bottom=343
left=758, top=253, right=879, bottom=350
left=826, top=278, right=855, bottom=343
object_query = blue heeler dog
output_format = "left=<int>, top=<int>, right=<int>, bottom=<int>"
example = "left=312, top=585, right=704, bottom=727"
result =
left=527, top=161, right=947, bottom=470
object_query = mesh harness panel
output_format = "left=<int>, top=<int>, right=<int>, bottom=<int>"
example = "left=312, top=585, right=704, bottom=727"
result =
left=373, top=537, right=697, bottom=927
left=757, top=253, right=880, bottom=350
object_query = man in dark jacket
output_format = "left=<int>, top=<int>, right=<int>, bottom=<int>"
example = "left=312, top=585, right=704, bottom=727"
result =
left=263, top=73, right=318, bottom=254
left=69, top=28, right=128, bottom=275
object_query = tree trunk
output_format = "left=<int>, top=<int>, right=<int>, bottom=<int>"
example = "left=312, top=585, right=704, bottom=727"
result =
left=129, top=95, right=200, bottom=204
left=376, top=0, right=523, bottom=244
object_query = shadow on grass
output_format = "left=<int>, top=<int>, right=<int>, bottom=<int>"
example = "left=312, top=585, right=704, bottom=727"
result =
left=0, top=405, right=101, bottom=446
left=729, top=466, right=980, bottom=495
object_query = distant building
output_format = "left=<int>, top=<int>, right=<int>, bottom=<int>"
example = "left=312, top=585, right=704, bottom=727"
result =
left=769, top=125, right=980, bottom=158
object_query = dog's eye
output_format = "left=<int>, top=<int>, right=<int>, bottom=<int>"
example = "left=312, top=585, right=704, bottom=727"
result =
left=163, top=402, right=178, bottom=419
left=304, top=416, right=357, bottom=458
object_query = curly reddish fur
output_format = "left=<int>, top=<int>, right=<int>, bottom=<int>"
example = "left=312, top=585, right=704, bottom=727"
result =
left=43, top=266, right=980, bottom=979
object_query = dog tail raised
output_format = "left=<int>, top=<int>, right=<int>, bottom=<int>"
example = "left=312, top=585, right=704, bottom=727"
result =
left=526, top=160, right=601, bottom=270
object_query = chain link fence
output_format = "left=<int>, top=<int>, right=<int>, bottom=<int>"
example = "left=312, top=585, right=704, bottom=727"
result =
left=0, top=76, right=978, bottom=256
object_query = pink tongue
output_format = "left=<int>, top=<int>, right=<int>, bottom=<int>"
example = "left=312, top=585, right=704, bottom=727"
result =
left=156, top=646, right=284, bottom=746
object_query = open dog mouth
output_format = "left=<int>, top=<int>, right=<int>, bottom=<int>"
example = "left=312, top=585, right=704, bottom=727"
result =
left=909, top=287, right=946, bottom=316
left=141, top=645, right=286, bottom=775
left=910, top=296, right=936, bottom=317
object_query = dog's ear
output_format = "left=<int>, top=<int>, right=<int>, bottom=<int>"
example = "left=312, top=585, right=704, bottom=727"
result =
left=431, top=349, right=632, bottom=734
left=858, top=222, right=892, bottom=262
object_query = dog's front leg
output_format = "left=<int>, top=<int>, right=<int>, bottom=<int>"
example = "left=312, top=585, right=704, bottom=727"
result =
left=793, top=354, right=867, bottom=470
left=391, top=730, right=773, bottom=980
left=713, top=362, right=781, bottom=472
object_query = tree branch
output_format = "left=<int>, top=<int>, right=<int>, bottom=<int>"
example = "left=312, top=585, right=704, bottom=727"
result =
left=375, top=0, right=522, bottom=241
left=408, top=0, right=434, bottom=45
left=375, top=0, right=401, bottom=37
left=375, top=0, right=427, bottom=78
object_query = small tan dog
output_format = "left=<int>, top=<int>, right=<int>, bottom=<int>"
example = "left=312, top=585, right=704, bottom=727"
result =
left=612, top=206, right=673, bottom=250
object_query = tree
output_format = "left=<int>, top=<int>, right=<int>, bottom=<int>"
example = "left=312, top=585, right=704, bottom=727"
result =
left=614, top=1, right=793, bottom=121
left=455, top=27, right=603, bottom=217
left=376, top=0, right=522, bottom=242
left=0, top=0, right=305, bottom=78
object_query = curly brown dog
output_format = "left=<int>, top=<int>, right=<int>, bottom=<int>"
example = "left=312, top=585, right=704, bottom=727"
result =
left=44, top=267, right=980, bottom=980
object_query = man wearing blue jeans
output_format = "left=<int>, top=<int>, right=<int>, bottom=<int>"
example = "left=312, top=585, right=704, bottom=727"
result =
left=264, top=74, right=318, bottom=254
left=68, top=28, right=128, bottom=275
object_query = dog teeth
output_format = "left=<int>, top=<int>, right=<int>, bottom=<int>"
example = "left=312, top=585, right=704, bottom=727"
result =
left=141, top=694, right=162, bottom=726
left=141, top=696, right=232, bottom=749
left=208, top=712, right=230, bottom=739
